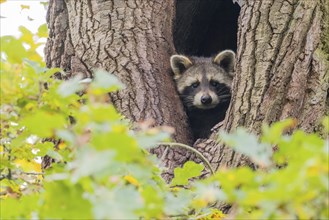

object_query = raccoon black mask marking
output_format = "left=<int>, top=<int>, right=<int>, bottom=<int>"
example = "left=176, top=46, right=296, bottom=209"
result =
left=170, top=50, right=235, bottom=139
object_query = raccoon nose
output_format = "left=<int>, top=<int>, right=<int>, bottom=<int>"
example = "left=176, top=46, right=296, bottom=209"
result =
left=201, top=95, right=212, bottom=105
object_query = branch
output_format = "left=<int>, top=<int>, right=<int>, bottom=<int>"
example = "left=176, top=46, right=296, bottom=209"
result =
left=158, top=142, right=215, bottom=175
left=20, top=172, right=44, bottom=176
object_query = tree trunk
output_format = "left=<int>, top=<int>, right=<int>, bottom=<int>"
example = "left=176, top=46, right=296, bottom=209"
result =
left=194, top=0, right=329, bottom=173
left=45, top=0, right=193, bottom=181
left=45, top=0, right=329, bottom=181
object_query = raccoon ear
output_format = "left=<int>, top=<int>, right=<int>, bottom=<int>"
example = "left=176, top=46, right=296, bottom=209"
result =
left=213, top=50, right=236, bottom=73
left=170, top=55, right=193, bottom=76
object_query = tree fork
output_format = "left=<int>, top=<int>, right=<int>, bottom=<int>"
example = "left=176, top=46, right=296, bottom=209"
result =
left=45, top=0, right=328, bottom=181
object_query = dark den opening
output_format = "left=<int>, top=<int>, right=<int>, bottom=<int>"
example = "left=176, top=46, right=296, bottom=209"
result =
left=174, top=0, right=240, bottom=57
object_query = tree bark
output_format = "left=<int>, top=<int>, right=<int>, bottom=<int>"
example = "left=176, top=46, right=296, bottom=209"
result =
left=45, top=0, right=329, bottom=181
left=194, top=0, right=329, bottom=174
left=45, top=0, right=193, bottom=181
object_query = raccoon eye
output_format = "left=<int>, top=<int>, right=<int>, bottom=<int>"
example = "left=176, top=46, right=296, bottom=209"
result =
left=191, top=82, right=200, bottom=88
left=210, top=81, right=220, bottom=87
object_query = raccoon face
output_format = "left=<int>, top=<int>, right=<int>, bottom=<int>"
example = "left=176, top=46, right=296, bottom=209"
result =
left=170, top=50, right=235, bottom=110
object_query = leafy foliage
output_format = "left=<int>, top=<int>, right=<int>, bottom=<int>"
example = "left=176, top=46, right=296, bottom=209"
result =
left=1, top=22, right=328, bottom=220
left=216, top=119, right=329, bottom=219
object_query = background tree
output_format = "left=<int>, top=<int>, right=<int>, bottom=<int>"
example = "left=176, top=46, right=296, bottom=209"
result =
left=45, top=0, right=329, bottom=181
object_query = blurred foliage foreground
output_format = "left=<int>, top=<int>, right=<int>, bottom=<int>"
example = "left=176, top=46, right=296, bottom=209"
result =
left=0, top=26, right=328, bottom=220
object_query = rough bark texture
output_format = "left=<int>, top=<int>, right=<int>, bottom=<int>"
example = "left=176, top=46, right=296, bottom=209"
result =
left=193, top=0, right=329, bottom=174
left=45, top=0, right=328, bottom=181
left=45, top=0, right=193, bottom=181
left=230, top=0, right=328, bottom=132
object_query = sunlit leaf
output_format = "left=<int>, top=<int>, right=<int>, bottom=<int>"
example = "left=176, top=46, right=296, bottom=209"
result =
left=86, top=185, right=143, bottom=219
left=171, top=161, right=204, bottom=186
left=37, top=24, right=48, bottom=38
left=14, top=158, right=42, bottom=173
left=136, top=131, right=171, bottom=149
left=68, top=147, right=116, bottom=183
left=261, top=119, right=297, bottom=144
left=19, top=26, right=34, bottom=45
left=91, top=132, right=142, bottom=162
left=21, top=111, right=67, bottom=137
left=46, top=149, right=63, bottom=162
left=57, top=75, right=83, bottom=97
left=90, top=69, right=125, bottom=93
left=124, top=175, right=140, bottom=187
left=40, top=180, right=92, bottom=219
left=77, top=105, right=122, bottom=125
left=56, top=130, right=75, bottom=145
left=24, top=59, right=47, bottom=74
left=0, top=195, right=38, bottom=219
left=220, top=128, right=273, bottom=167
left=20, top=4, right=30, bottom=10
left=197, top=209, right=226, bottom=220
left=164, top=190, right=191, bottom=215
left=139, top=185, right=164, bottom=217
left=0, top=36, right=28, bottom=63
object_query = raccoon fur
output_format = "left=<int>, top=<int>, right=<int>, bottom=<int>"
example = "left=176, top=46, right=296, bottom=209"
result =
left=170, top=50, right=235, bottom=139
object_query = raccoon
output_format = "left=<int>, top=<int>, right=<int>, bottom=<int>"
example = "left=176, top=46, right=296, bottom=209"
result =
left=170, top=50, right=235, bottom=139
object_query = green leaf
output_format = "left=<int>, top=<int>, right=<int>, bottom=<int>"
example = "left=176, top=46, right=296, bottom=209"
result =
left=91, top=132, right=143, bottom=162
left=40, top=180, right=92, bottom=219
left=37, top=24, right=48, bottom=38
left=24, top=59, right=47, bottom=74
left=57, top=75, right=83, bottom=97
left=136, top=131, right=171, bottom=149
left=261, top=119, right=296, bottom=144
left=68, top=147, right=116, bottom=182
left=19, top=26, right=34, bottom=45
left=220, top=128, right=273, bottom=167
left=56, top=129, right=75, bottom=145
left=171, top=161, right=204, bottom=186
left=0, top=36, right=28, bottom=63
left=44, top=67, right=62, bottom=78
left=21, top=110, right=67, bottom=137
left=46, top=149, right=63, bottom=162
left=77, top=105, right=122, bottom=124
left=35, top=141, right=54, bottom=157
left=164, top=190, right=191, bottom=215
left=0, top=195, right=39, bottom=219
left=138, top=185, right=164, bottom=217
left=90, top=69, right=125, bottom=93
left=86, top=185, right=143, bottom=219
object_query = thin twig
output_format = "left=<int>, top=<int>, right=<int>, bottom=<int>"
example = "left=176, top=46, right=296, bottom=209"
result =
left=158, top=142, right=215, bottom=175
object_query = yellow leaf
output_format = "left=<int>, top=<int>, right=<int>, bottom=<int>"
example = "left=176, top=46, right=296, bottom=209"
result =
left=58, top=142, right=67, bottom=150
left=24, top=102, right=35, bottom=111
left=192, top=198, right=208, bottom=209
left=20, top=4, right=30, bottom=10
left=112, top=125, right=127, bottom=133
left=124, top=175, right=139, bottom=187
left=0, top=0, right=7, bottom=4
left=14, top=159, right=42, bottom=173
left=170, top=187, right=181, bottom=193
left=198, top=209, right=226, bottom=220
left=227, top=173, right=235, bottom=182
